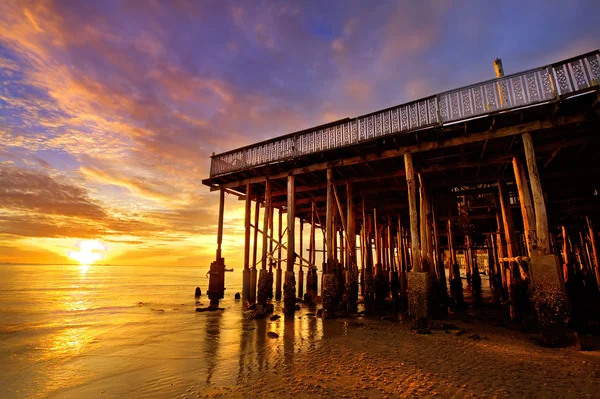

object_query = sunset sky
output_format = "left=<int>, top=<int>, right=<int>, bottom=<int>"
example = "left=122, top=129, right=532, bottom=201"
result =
left=1, top=0, right=599, bottom=266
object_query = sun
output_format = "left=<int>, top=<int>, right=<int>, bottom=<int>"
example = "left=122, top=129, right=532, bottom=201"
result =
left=68, top=240, right=108, bottom=265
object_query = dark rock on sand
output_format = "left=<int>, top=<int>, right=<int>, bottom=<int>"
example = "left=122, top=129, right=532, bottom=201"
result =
left=267, top=331, right=279, bottom=339
left=195, top=287, right=202, bottom=297
left=234, top=292, right=241, bottom=300
left=196, top=306, right=223, bottom=312
left=270, top=314, right=280, bottom=321
left=430, top=321, right=458, bottom=330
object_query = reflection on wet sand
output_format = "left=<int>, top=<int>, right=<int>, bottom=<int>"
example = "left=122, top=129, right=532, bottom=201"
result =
left=204, top=312, right=223, bottom=385
left=283, top=314, right=295, bottom=372
left=230, top=301, right=329, bottom=385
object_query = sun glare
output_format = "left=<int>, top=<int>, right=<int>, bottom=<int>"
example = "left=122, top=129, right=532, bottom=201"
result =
left=68, top=240, right=107, bottom=266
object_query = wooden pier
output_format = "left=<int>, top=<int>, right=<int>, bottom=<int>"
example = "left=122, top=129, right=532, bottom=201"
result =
left=202, top=51, right=600, bottom=344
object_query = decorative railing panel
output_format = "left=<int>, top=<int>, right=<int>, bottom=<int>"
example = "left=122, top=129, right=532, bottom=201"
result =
left=209, top=51, right=600, bottom=178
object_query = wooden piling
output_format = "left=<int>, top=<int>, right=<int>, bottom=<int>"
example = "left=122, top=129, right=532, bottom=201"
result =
left=362, top=195, right=375, bottom=312
left=305, top=202, right=318, bottom=303
left=498, top=180, right=519, bottom=319
left=447, top=219, right=463, bottom=307
left=405, top=153, right=428, bottom=325
left=250, top=199, right=259, bottom=303
left=494, top=199, right=507, bottom=292
left=323, top=169, right=338, bottom=316
left=284, top=175, right=297, bottom=314
left=298, top=219, right=304, bottom=299
left=398, top=216, right=407, bottom=300
left=257, top=180, right=271, bottom=307
left=405, top=154, right=422, bottom=272
left=208, top=188, right=226, bottom=307
left=522, top=133, right=575, bottom=346
left=587, top=217, right=600, bottom=292
left=346, top=183, right=358, bottom=312
left=522, top=132, right=550, bottom=255
left=467, top=234, right=482, bottom=304
left=512, top=157, right=537, bottom=256
left=562, top=225, right=571, bottom=283
left=243, top=183, right=252, bottom=302
left=275, top=208, right=283, bottom=301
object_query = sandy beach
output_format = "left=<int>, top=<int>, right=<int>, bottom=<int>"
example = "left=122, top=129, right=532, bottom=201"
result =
left=2, top=265, right=599, bottom=399
left=211, top=315, right=600, bottom=399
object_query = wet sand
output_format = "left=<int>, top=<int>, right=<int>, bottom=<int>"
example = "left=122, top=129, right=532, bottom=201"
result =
left=185, top=314, right=600, bottom=399
left=3, top=265, right=599, bottom=398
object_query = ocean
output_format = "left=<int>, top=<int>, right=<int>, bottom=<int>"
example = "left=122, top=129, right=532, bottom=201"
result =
left=0, top=265, right=329, bottom=398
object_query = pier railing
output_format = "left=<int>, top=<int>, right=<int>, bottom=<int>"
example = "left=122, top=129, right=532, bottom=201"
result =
left=210, top=51, right=600, bottom=178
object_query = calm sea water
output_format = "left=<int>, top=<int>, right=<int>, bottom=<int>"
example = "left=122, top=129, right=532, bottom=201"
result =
left=0, top=265, right=333, bottom=398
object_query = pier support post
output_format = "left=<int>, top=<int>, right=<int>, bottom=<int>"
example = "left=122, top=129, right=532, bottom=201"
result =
left=374, top=208, right=388, bottom=305
left=494, top=198, right=508, bottom=296
left=322, top=169, right=338, bottom=317
left=388, top=216, right=399, bottom=301
left=513, top=157, right=537, bottom=256
left=587, top=217, right=600, bottom=292
left=447, top=219, right=463, bottom=307
left=275, top=208, right=283, bottom=301
left=467, top=234, right=482, bottom=304
left=405, top=154, right=429, bottom=327
left=298, top=219, right=304, bottom=299
left=398, top=217, right=408, bottom=302
left=208, top=188, right=226, bottom=307
left=345, top=183, right=358, bottom=313
left=362, top=196, right=375, bottom=313
left=242, top=183, right=251, bottom=302
left=522, top=132, right=575, bottom=347
left=284, top=175, right=297, bottom=314
left=257, top=180, right=271, bottom=308
left=250, top=199, right=259, bottom=303
left=498, top=180, right=523, bottom=319
left=305, top=202, right=318, bottom=303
